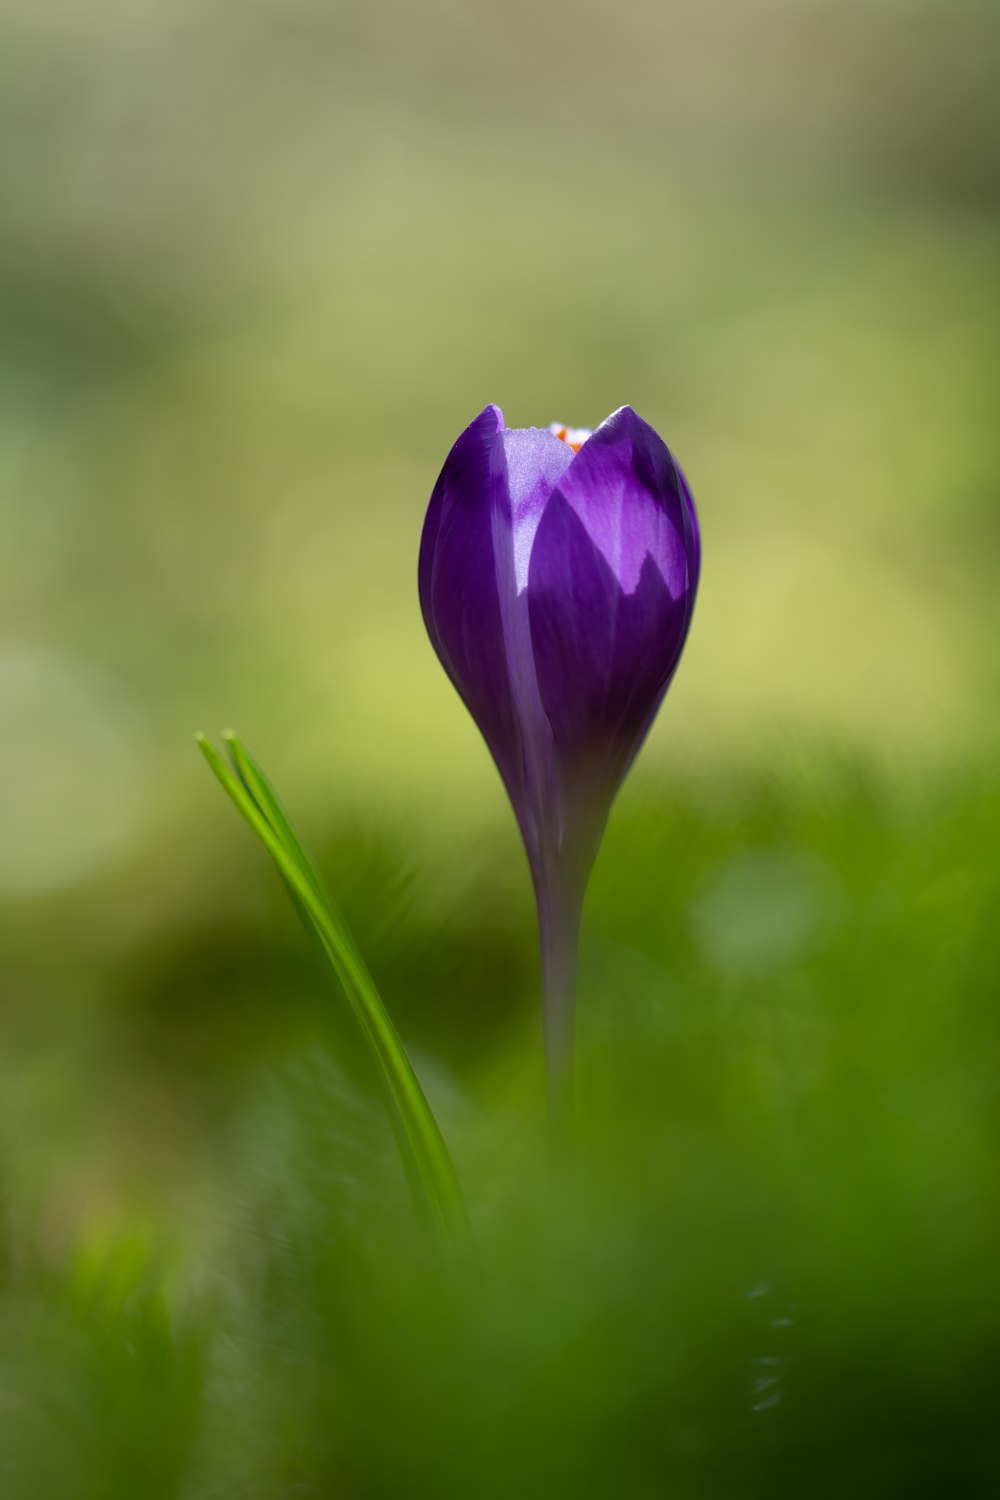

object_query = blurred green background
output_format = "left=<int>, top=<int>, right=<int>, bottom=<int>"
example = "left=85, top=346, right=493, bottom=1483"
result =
left=1, top=1, right=999, bottom=1495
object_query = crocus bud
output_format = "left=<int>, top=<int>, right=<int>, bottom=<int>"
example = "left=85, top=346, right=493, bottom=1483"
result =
left=419, top=405, right=700, bottom=1119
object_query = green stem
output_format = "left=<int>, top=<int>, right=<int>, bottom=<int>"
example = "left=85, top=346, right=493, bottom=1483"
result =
left=536, top=878, right=582, bottom=1145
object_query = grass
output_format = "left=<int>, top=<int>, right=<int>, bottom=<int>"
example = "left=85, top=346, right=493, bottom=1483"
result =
left=196, top=730, right=467, bottom=1243
left=1, top=754, right=997, bottom=1496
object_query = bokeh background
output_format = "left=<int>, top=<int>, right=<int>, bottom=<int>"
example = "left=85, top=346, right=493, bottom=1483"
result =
left=1, top=1, right=998, bottom=1495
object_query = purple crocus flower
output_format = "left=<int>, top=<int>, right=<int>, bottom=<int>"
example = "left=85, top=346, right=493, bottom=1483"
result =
left=419, top=405, right=700, bottom=1120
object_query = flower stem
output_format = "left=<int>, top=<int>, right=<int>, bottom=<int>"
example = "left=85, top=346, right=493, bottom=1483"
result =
left=537, top=880, right=581, bottom=1143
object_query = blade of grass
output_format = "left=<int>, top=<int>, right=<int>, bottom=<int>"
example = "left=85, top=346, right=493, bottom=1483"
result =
left=222, top=731, right=464, bottom=1229
left=196, top=732, right=467, bottom=1243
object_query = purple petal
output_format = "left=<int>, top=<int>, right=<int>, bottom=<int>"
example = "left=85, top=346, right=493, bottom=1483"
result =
left=418, top=405, right=527, bottom=808
left=418, top=411, right=575, bottom=859
left=500, top=427, right=575, bottom=592
left=491, top=427, right=576, bottom=867
left=527, top=406, right=699, bottom=832
left=556, top=405, right=694, bottom=597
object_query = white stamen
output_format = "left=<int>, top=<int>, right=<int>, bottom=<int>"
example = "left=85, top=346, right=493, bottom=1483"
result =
left=548, top=423, right=593, bottom=451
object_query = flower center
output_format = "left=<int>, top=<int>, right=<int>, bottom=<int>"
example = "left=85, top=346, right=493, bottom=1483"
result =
left=549, top=423, right=592, bottom=453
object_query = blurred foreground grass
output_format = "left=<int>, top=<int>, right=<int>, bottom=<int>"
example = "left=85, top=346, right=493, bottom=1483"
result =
left=2, top=756, right=999, bottom=1496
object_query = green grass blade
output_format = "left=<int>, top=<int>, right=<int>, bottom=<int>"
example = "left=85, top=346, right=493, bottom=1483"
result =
left=221, top=732, right=465, bottom=1229
left=196, top=733, right=467, bottom=1242
left=224, top=732, right=328, bottom=910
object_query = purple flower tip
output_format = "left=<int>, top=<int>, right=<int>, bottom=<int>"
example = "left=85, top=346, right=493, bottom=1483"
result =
left=419, top=404, right=700, bottom=898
